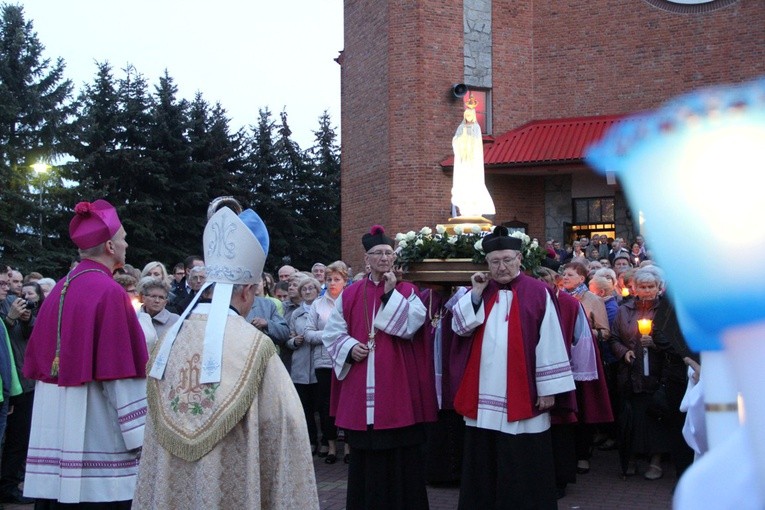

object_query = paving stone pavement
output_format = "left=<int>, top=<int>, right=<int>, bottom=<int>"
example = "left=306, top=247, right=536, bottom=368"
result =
left=6, top=441, right=676, bottom=509
left=313, top=441, right=676, bottom=510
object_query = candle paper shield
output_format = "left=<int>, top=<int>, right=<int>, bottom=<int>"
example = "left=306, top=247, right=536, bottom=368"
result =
left=586, top=76, right=765, bottom=351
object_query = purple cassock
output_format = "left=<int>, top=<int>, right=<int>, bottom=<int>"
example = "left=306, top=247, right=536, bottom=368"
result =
left=328, top=278, right=437, bottom=431
left=23, top=259, right=148, bottom=386
left=417, top=287, right=472, bottom=411
left=453, top=274, right=572, bottom=422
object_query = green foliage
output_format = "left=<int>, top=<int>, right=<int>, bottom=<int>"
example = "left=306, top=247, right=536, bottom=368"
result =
left=0, top=5, right=342, bottom=279
left=394, top=226, right=487, bottom=269
left=0, top=4, right=73, bottom=274
left=395, top=226, right=546, bottom=273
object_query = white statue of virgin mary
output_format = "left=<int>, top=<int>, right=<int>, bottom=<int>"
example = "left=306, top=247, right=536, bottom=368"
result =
left=451, top=96, right=495, bottom=218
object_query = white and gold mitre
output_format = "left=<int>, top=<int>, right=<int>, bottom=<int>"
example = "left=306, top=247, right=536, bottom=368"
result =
left=203, top=199, right=268, bottom=285
left=150, top=197, right=270, bottom=384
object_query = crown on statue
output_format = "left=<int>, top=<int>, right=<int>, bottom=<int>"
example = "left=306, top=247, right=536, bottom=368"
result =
left=465, top=94, right=478, bottom=109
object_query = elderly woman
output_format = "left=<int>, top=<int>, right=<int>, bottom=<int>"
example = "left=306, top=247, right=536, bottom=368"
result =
left=142, top=261, right=175, bottom=302
left=304, top=261, right=350, bottom=464
left=286, top=276, right=322, bottom=455
left=560, top=261, right=611, bottom=475
left=137, top=276, right=180, bottom=345
left=608, top=267, right=671, bottom=480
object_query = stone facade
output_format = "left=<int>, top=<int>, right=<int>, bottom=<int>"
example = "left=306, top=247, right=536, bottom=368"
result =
left=464, top=0, right=492, bottom=88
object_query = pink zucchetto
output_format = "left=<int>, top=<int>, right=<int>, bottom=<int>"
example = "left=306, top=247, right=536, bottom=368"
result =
left=68, top=199, right=122, bottom=249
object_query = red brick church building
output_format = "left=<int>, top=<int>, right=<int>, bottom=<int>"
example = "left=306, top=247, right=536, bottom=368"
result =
left=338, top=0, right=764, bottom=270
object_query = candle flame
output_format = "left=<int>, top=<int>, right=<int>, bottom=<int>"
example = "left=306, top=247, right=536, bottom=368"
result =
left=637, top=318, right=653, bottom=335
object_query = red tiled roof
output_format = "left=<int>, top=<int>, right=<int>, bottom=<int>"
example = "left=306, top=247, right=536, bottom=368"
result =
left=441, top=114, right=628, bottom=167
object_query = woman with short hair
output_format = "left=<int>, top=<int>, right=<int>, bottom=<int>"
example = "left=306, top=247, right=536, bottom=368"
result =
left=304, top=261, right=351, bottom=464
left=287, top=277, right=322, bottom=455
left=137, top=276, right=179, bottom=345
left=608, top=267, right=671, bottom=479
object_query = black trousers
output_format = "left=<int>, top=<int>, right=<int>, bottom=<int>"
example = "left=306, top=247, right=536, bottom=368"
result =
left=345, top=425, right=429, bottom=510
left=458, top=426, right=557, bottom=510
left=294, top=383, right=319, bottom=446
left=314, top=368, right=337, bottom=443
left=0, top=391, right=34, bottom=494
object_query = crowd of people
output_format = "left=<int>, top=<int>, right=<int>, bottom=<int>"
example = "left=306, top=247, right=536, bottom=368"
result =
left=0, top=199, right=704, bottom=509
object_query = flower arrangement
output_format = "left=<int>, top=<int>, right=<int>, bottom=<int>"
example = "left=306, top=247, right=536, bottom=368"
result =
left=394, top=225, right=546, bottom=273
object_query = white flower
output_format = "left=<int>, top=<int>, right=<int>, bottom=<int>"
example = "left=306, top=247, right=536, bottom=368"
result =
left=436, top=225, right=446, bottom=234
left=419, top=226, right=432, bottom=235
left=474, top=239, right=484, bottom=252
left=395, top=232, right=406, bottom=242
left=530, top=240, right=539, bottom=249
left=406, top=231, right=416, bottom=241
left=454, top=225, right=463, bottom=235
left=415, top=239, right=424, bottom=246
left=522, top=233, right=531, bottom=244
left=471, top=224, right=481, bottom=234
left=447, top=236, right=458, bottom=245
left=510, top=231, right=523, bottom=239
left=398, top=240, right=408, bottom=248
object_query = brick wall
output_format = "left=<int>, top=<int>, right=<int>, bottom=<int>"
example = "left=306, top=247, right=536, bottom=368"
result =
left=341, top=0, right=765, bottom=270
left=341, top=0, right=464, bottom=271
left=528, top=0, right=765, bottom=120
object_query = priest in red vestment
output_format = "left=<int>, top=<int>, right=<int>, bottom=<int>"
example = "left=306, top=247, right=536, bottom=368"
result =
left=451, top=226, right=575, bottom=509
left=322, top=225, right=436, bottom=510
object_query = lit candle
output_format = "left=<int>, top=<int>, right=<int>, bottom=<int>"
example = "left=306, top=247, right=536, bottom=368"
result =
left=131, top=297, right=142, bottom=312
left=621, top=287, right=630, bottom=298
left=638, top=318, right=652, bottom=376
left=637, top=318, right=653, bottom=335
left=586, top=76, right=765, bottom=491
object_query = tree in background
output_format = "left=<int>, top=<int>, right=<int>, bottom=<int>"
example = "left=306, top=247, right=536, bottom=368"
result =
left=305, top=110, right=341, bottom=265
left=0, top=4, right=73, bottom=274
left=0, top=4, right=342, bottom=278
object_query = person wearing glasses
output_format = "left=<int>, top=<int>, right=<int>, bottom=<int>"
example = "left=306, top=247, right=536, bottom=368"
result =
left=168, top=265, right=206, bottom=314
left=322, top=225, right=434, bottom=510
left=451, top=226, right=575, bottom=509
left=137, top=277, right=179, bottom=343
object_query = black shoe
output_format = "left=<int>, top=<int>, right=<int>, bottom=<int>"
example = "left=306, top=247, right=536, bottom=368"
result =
left=0, top=488, right=34, bottom=504
left=317, top=450, right=329, bottom=458
left=324, top=454, right=337, bottom=464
